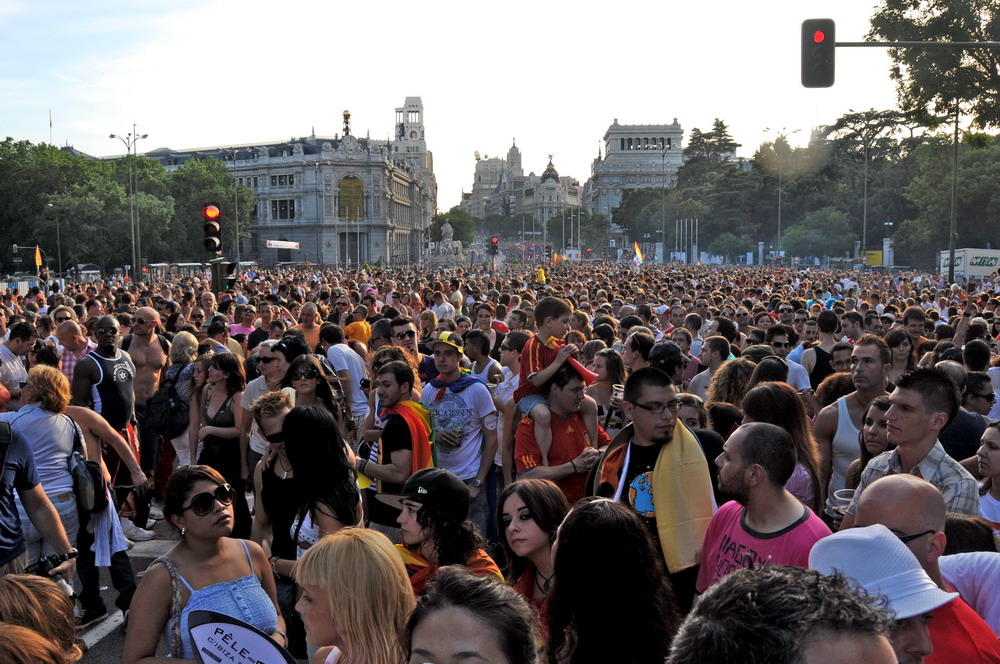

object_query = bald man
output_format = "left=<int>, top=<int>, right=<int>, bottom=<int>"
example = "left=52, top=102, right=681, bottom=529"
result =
left=55, top=320, right=96, bottom=384
left=854, top=475, right=1000, bottom=664
left=290, top=302, right=321, bottom=351
left=122, top=307, right=170, bottom=523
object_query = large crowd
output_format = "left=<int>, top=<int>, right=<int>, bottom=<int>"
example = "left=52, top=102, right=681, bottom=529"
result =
left=0, top=260, right=999, bottom=663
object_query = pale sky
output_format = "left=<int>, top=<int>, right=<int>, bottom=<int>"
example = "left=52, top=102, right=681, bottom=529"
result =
left=1, top=0, right=899, bottom=211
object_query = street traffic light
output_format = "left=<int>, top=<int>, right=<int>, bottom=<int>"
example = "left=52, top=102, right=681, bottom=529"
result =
left=489, top=236, right=499, bottom=256
left=202, top=203, right=222, bottom=252
left=223, top=262, right=238, bottom=291
left=801, top=19, right=835, bottom=88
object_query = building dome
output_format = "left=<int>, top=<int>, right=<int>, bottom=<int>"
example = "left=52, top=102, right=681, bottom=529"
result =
left=540, top=155, right=560, bottom=184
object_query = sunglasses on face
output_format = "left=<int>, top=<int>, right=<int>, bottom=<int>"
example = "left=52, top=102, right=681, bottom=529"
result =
left=135, top=317, right=152, bottom=326
left=290, top=368, right=319, bottom=381
left=258, top=356, right=277, bottom=364
left=192, top=314, right=205, bottom=320
left=394, top=330, right=416, bottom=340
left=181, top=484, right=235, bottom=516
left=55, top=316, right=72, bottom=323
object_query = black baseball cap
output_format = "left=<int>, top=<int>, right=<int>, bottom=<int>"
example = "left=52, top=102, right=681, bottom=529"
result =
left=375, top=468, right=470, bottom=521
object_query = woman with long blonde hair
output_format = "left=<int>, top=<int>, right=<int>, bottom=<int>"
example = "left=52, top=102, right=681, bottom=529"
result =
left=294, top=528, right=415, bottom=664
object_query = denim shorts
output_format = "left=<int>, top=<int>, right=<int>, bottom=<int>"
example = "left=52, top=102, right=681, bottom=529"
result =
left=517, top=393, right=548, bottom=415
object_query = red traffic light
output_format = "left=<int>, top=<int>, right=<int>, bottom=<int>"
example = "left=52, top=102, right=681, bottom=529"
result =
left=813, top=30, right=826, bottom=43
left=491, top=237, right=499, bottom=244
left=202, top=204, right=221, bottom=220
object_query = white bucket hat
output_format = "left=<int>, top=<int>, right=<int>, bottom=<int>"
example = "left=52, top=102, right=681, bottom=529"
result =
left=809, top=524, right=957, bottom=619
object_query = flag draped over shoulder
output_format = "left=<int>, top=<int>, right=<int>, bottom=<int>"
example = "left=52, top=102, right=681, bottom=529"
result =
left=384, top=400, right=436, bottom=472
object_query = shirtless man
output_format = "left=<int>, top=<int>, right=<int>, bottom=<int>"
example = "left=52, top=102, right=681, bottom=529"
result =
left=123, top=307, right=170, bottom=492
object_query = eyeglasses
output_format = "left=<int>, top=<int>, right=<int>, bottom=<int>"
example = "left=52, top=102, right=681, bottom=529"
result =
left=735, top=312, right=748, bottom=318
left=181, top=484, right=235, bottom=516
left=192, top=314, right=205, bottom=320
left=896, top=529, right=936, bottom=544
left=794, top=317, right=808, bottom=323
left=630, top=400, right=681, bottom=415
left=778, top=308, right=793, bottom=313
left=264, top=431, right=284, bottom=445
left=337, top=302, right=350, bottom=307
left=394, top=330, right=417, bottom=340
left=258, top=356, right=277, bottom=364
left=290, top=368, right=319, bottom=381
left=243, top=309, right=256, bottom=314
left=974, top=392, right=997, bottom=403
left=135, top=317, right=152, bottom=326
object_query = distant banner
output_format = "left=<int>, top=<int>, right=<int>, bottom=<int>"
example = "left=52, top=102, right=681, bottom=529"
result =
left=189, top=610, right=296, bottom=664
left=265, top=240, right=300, bottom=249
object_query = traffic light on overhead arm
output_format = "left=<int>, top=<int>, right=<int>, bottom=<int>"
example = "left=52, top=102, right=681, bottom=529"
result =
left=202, top=203, right=222, bottom=253
left=801, top=19, right=835, bottom=88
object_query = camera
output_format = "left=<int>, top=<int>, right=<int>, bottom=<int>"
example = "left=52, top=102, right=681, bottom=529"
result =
left=26, top=554, right=76, bottom=598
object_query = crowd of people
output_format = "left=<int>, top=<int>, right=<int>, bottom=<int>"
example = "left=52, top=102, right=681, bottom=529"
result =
left=0, top=259, right=999, bottom=662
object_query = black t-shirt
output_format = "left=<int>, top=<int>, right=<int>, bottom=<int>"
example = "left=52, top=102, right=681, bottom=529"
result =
left=368, top=413, right=413, bottom=527
left=620, top=443, right=662, bottom=533
left=247, top=327, right=268, bottom=352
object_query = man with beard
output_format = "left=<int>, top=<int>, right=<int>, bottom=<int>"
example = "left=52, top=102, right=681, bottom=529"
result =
left=588, top=367, right=716, bottom=612
left=696, top=422, right=831, bottom=594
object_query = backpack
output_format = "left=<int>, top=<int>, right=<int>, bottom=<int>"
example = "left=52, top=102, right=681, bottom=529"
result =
left=146, top=366, right=190, bottom=440
left=67, top=417, right=109, bottom=513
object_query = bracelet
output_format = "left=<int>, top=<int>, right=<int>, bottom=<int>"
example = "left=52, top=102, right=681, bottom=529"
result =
left=570, top=459, right=578, bottom=473
left=272, top=629, right=287, bottom=645
left=358, top=459, right=368, bottom=474
left=270, top=556, right=279, bottom=576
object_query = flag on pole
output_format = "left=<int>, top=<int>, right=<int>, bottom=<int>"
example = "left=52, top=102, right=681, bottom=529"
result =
left=633, top=241, right=644, bottom=267
left=34, top=245, right=42, bottom=267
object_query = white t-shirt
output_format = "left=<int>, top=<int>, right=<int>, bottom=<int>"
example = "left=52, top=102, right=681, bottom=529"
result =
left=979, top=489, right=1000, bottom=541
left=940, top=552, right=1000, bottom=637
left=421, top=380, right=497, bottom=480
left=326, top=343, right=370, bottom=419
left=432, top=302, right=456, bottom=320
left=494, top=367, right=519, bottom=466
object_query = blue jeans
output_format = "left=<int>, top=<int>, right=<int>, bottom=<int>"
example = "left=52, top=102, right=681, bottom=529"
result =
left=17, top=491, right=79, bottom=565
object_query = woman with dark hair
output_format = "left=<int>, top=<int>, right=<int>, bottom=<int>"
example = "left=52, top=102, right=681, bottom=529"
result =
left=676, top=392, right=708, bottom=430
left=587, top=347, right=626, bottom=438
left=886, top=328, right=915, bottom=383
left=283, top=354, right=348, bottom=436
left=377, top=468, right=502, bottom=595
left=845, top=396, right=892, bottom=490
left=196, top=352, right=250, bottom=538
left=741, top=382, right=824, bottom=515
left=747, top=355, right=789, bottom=387
left=123, top=466, right=284, bottom=662
left=707, top=402, right=743, bottom=440
left=546, top=498, right=679, bottom=664
left=976, top=420, right=1000, bottom=535
left=284, top=406, right=362, bottom=559
left=406, top=567, right=538, bottom=664
left=580, top=339, right=606, bottom=372
left=474, top=302, right=505, bottom=360
left=497, top=479, right=569, bottom=634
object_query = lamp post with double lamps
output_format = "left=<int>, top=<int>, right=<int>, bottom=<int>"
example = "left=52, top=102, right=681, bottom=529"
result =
left=109, top=126, right=148, bottom=280
left=763, top=127, right=800, bottom=260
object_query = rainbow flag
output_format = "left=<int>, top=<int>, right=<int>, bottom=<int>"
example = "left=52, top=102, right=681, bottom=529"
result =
left=633, top=241, right=644, bottom=266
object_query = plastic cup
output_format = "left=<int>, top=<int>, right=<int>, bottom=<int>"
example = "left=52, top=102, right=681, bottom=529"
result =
left=612, top=384, right=625, bottom=401
left=833, top=488, right=856, bottom=515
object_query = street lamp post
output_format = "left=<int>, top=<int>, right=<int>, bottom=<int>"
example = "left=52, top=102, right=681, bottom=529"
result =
left=46, top=203, right=62, bottom=278
left=110, top=126, right=148, bottom=280
left=848, top=109, right=878, bottom=258
left=763, top=127, right=800, bottom=258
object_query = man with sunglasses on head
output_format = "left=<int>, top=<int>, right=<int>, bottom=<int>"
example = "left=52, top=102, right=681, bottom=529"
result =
left=239, top=340, right=293, bottom=487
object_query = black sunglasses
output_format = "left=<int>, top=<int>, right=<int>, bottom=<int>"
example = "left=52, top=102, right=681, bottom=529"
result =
left=181, top=484, right=235, bottom=516
left=394, top=330, right=417, bottom=340
left=896, top=529, right=935, bottom=544
left=264, top=431, right=285, bottom=445
left=258, top=356, right=277, bottom=364
left=55, top=316, right=72, bottom=323
left=290, top=368, right=319, bottom=381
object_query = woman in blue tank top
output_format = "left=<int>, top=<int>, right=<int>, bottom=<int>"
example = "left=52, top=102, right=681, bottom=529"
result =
left=122, top=466, right=285, bottom=662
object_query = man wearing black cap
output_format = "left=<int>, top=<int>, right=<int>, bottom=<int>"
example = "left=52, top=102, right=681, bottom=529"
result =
left=376, top=468, right=502, bottom=595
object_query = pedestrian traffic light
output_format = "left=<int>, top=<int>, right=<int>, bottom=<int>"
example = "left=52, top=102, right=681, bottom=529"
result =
left=801, top=19, right=835, bottom=88
left=202, top=203, right=222, bottom=253
left=223, top=261, right=238, bottom=291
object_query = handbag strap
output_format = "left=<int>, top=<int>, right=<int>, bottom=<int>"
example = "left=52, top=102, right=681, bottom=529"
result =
left=62, top=414, right=84, bottom=456
left=0, top=421, right=11, bottom=473
left=151, top=555, right=184, bottom=657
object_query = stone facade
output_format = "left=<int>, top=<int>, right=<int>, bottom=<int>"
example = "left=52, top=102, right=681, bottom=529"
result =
left=584, top=118, right=685, bottom=217
left=141, top=98, right=436, bottom=266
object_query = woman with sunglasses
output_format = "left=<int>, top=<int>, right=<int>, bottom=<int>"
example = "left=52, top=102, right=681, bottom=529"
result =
left=123, top=466, right=286, bottom=662
left=196, top=352, right=250, bottom=539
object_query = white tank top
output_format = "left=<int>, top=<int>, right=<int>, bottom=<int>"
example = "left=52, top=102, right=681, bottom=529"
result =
left=826, top=396, right=861, bottom=513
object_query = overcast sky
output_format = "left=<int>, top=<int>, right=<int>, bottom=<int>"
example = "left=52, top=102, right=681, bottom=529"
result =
left=2, top=0, right=901, bottom=210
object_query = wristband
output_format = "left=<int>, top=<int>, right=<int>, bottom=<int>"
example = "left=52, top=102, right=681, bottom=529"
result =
left=52, top=548, right=78, bottom=563
left=570, top=459, right=578, bottom=473
left=358, top=459, right=368, bottom=474
left=272, top=629, right=288, bottom=645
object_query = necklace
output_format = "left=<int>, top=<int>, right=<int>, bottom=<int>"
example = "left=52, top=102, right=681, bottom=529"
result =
left=534, top=568, right=554, bottom=595
left=276, top=456, right=292, bottom=480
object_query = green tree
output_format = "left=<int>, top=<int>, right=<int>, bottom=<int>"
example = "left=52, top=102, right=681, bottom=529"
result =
left=167, top=157, right=255, bottom=262
left=869, top=0, right=1000, bottom=128
left=707, top=232, right=754, bottom=263
left=429, top=207, right=476, bottom=244
left=781, top=207, right=856, bottom=259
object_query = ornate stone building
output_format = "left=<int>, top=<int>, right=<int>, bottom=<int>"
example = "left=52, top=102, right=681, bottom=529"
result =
left=584, top=118, right=684, bottom=217
left=141, top=97, right=437, bottom=266
left=459, top=142, right=583, bottom=243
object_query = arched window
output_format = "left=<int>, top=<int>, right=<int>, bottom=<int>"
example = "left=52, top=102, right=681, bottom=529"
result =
left=338, top=177, right=364, bottom=220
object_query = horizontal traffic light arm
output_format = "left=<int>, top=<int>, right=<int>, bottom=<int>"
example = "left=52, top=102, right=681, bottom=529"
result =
left=835, top=41, right=1000, bottom=48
